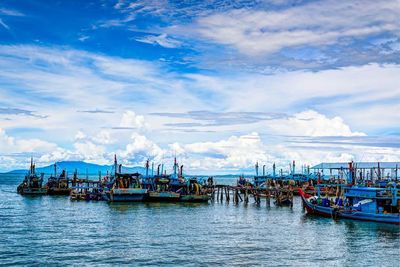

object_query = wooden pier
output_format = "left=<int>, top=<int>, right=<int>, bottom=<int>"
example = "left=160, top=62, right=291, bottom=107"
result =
left=206, top=184, right=281, bottom=206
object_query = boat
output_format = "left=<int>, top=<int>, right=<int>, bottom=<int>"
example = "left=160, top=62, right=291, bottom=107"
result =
left=46, top=164, right=71, bottom=195
left=146, top=175, right=181, bottom=201
left=273, top=187, right=293, bottom=207
left=17, top=158, right=47, bottom=195
left=102, top=155, right=148, bottom=202
left=70, top=185, right=102, bottom=201
left=300, top=162, right=400, bottom=225
left=180, top=178, right=210, bottom=202
left=144, top=159, right=184, bottom=202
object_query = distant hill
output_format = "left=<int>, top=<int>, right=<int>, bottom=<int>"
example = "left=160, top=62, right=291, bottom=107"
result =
left=6, top=161, right=147, bottom=175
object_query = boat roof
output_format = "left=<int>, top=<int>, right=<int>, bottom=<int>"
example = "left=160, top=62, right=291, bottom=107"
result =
left=311, top=162, right=400, bottom=170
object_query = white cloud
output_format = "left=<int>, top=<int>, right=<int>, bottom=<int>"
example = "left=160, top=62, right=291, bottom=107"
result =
left=190, top=0, right=400, bottom=55
left=135, top=34, right=182, bottom=48
left=119, top=132, right=165, bottom=165
left=267, top=110, right=366, bottom=137
left=119, top=110, right=147, bottom=129
left=73, top=141, right=108, bottom=164
left=0, top=128, right=58, bottom=154
left=0, top=8, right=24, bottom=17
left=74, top=131, right=86, bottom=141
left=78, top=35, right=90, bottom=42
left=180, top=132, right=271, bottom=170
left=0, top=44, right=398, bottom=172
left=93, top=130, right=115, bottom=145
left=0, top=18, right=10, bottom=30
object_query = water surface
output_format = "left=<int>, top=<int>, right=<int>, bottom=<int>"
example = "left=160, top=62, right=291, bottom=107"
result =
left=1, top=174, right=399, bottom=266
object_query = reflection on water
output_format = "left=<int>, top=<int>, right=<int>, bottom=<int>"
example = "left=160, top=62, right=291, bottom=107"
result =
left=1, top=174, right=399, bottom=266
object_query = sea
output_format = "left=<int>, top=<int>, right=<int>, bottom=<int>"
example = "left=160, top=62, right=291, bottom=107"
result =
left=0, top=174, right=399, bottom=266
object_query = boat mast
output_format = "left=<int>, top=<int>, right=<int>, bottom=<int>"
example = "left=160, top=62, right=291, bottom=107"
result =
left=255, top=161, right=259, bottom=176
left=114, top=154, right=118, bottom=176
left=146, top=159, right=149, bottom=178
left=173, top=157, right=177, bottom=179
left=273, top=163, right=276, bottom=178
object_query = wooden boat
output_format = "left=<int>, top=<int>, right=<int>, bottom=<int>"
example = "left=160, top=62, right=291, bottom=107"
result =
left=47, top=164, right=71, bottom=195
left=102, top=156, right=148, bottom=202
left=104, top=173, right=148, bottom=202
left=180, top=178, right=210, bottom=203
left=299, top=186, right=400, bottom=225
left=273, top=187, right=293, bottom=207
left=148, top=191, right=180, bottom=201
left=144, top=159, right=185, bottom=202
left=70, top=184, right=103, bottom=201
left=180, top=194, right=210, bottom=202
left=17, top=158, right=47, bottom=195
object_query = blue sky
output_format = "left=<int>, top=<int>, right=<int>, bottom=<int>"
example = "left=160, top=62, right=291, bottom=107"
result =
left=0, top=0, right=399, bottom=173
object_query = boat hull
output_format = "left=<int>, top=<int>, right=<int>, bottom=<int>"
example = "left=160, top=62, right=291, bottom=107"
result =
left=105, top=188, right=148, bottom=202
left=48, top=188, right=71, bottom=195
left=180, top=194, right=210, bottom=202
left=147, top=191, right=180, bottom=202
left=18, top=187, right=47, bottom=195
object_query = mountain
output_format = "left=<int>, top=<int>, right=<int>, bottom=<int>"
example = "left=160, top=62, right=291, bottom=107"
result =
left=6, top=161, right=147, bottom=175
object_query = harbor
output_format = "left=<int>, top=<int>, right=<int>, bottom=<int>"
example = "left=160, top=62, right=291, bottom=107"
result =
left=14, top=157, right=400, bottom=225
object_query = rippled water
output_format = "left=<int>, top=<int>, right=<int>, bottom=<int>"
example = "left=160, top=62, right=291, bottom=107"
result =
left=1, top=174, right=399, bottom=266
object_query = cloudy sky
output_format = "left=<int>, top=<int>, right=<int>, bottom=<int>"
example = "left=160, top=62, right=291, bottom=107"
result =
left=0, top=0, right=399, bottom=173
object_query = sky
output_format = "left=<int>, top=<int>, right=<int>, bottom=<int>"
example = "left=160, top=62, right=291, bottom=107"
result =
left=0, top=0, right=399, bottom=173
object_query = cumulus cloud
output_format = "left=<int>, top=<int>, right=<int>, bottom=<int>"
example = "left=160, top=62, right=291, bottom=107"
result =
left=117, top=110, right=147, bottom=129
left=119, top=133, right=165, bottom=165
left=267, top=110, right=366, bottom=137
left=176, top=132, right=271, bottom=170
left=0, top=128, right=58, bottom=154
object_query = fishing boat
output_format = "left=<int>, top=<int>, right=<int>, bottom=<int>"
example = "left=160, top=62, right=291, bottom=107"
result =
left=274, top=187, right=293, bottom=207
left=253, top=161, right=315, bottom=192
left=146, top=175, right=181, bottom=201
left=70, top=185, right=102, bottom=201
left=300, top=186, right=400, bottom=224
left=17, top=158, right=47, bottom=195
left=144, top=159, right=184, bottom=202
left=180, top=178, right=210, bottom=202
left=46, top=163, right=71, bottom=195
left=102, top=155, right=148, bottom=202
left=300, top=162, right=400, bottom=225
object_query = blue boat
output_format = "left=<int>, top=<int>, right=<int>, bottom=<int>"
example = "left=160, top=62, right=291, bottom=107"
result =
left=17, top=158, right=47, bottom=195
left=300, top=162, right=400, bottom=225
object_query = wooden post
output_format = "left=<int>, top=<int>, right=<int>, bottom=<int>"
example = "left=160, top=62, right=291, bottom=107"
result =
left=220, top=187, right=223, bottom=202
left=226, top=187, right=230, bottom=202
left=238, top=190, right=243, bottom=202
left=234, top=189, right=239, bottom=204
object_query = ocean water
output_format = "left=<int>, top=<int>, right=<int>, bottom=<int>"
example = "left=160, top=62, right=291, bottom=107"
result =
left=0, top=174, right=399, bottom=266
